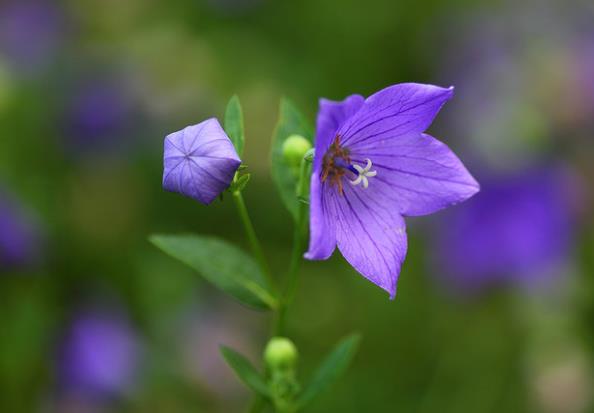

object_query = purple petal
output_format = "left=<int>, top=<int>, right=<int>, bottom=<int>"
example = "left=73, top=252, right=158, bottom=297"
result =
left=306, top=94, right=364, bottom=259
left=350, top=133, right=479, bottom=216
left=313, top=95, right=364, bottom=169
left=331, top=183, right=408, bottom=298
left=304, top=177, right=338, bottom=260
left=338, top=83, right=454, bottom=147
left=162, top=118, right=241, bottom=204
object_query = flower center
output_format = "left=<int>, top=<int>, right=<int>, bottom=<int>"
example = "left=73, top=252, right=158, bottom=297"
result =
left=321, top=136, right=377, bottom=194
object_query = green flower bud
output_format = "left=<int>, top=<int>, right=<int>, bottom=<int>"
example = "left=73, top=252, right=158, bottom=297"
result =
left=264, top=337, right=298, bottom=370
left=282, top=135, right=312, bottom=169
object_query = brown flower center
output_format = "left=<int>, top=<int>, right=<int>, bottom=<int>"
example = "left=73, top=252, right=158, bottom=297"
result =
left=321, top=135, right=351, bottom=195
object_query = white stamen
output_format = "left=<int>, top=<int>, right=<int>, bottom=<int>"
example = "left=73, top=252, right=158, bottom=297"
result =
left=349, top=158, right=377, bottom=189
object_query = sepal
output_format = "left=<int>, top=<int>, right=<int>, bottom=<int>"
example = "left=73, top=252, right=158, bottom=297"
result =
left=224, top=95, right=245, bottom=156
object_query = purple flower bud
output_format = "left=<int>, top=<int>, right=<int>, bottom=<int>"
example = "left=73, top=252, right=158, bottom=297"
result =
left=163, top=118, right=241, bottom=204
left=57, top=307, right=140, bottom=399
left=0, top=189, right=42, bottom=270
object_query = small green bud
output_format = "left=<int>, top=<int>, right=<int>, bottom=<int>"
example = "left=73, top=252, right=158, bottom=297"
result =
left=282, top=135, right=312, bottom=169
left=264, top=337, right=298, bottom=370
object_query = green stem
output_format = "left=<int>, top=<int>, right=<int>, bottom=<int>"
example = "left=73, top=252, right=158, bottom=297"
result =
left=274, top=158, right=310, bottom=336
left=237, top=155, right=310, bottom=412
left=232, top=190, right=276, bottom=295
left=286, top=213, right=307, bottom=306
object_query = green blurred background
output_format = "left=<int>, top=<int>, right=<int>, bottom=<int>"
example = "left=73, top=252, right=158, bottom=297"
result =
left=0, top=0, right=593, bottom=412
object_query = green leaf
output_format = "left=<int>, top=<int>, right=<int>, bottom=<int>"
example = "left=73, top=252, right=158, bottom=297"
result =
left=150, top=234, right=277, bottom=310
left=297, top=334, right=361, bottom=408
left=271, top=98, right=313, bottom=221
left=220, top=346, right=270, bottom=398
left=230, top=173, right=251, bottom=193
left=224, top=95, right=245, bottom=156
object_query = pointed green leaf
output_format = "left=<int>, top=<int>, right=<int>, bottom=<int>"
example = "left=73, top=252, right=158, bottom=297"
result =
left=150, top=234, right=277, bottom=310
left=297, top=334, right=361, bottom=408
left=271, top=98, right=314, bottom=221
left=220, top=346, right=270, bottom=397
left=230, top=173, right=251, bottom=193
left=224, top=95, right=245, bottom=156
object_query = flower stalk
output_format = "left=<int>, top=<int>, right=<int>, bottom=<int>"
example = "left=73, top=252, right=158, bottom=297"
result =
left=275, top=153, right=311, bottom=335
left=231, top=187, right=277, bottom=297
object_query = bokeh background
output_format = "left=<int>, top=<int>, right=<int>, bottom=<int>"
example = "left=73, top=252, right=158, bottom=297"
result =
left=1, top=0, right=593, bottom=412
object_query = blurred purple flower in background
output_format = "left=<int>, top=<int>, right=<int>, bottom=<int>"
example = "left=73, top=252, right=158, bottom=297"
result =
left=0, top=0, right=64, bottom=75
left=432, top=165, right=582, bottom=294
left=0, top=188, right=42, bottom=270
left=439, top=0, right=594, bottom=168
left=306, top=83, right=479, bottom=298
left=57, top=306, right=141, bottom=399
left=163, top=118, right=241, bottom=204
left=62, top=78, right=137, bottom=155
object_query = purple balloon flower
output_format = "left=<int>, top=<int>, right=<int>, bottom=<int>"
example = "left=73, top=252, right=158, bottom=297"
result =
left=57, top=308, right=140, bottom=398
left=163, top=118, right=241, bottom=204
left=305, top=83, right=479, bottom=298
left=433, top=166, right=580, bottom=294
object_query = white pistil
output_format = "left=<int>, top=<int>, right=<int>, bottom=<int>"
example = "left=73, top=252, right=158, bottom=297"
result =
left=349, top=158, right=377, bottom=189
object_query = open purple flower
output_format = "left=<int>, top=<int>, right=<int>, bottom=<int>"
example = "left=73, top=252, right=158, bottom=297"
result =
left=163, top=118, right=241, bottom=204
left=305, top=83, right=479, bottom=298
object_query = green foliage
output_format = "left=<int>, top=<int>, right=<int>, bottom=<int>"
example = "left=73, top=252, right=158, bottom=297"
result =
left=0, top=284, right=54, bottom=412
left=224, top=95, right=245, bottom=156
left=149, top=234, right=277, bottom=310
left=221, top=334, right=361, bottom=413
left=271, top=99, right=314, bottom=221
left=219, top=346, right=271, bottom=397
left=229, top=172, right=251, bottom=193
left=297, top=334, right=361, bottom=409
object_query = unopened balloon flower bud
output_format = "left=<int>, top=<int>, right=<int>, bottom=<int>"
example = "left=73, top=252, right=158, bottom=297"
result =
left=282, top=135, right=312, bottom=170
left=264, top=337, right=298, bottom=371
